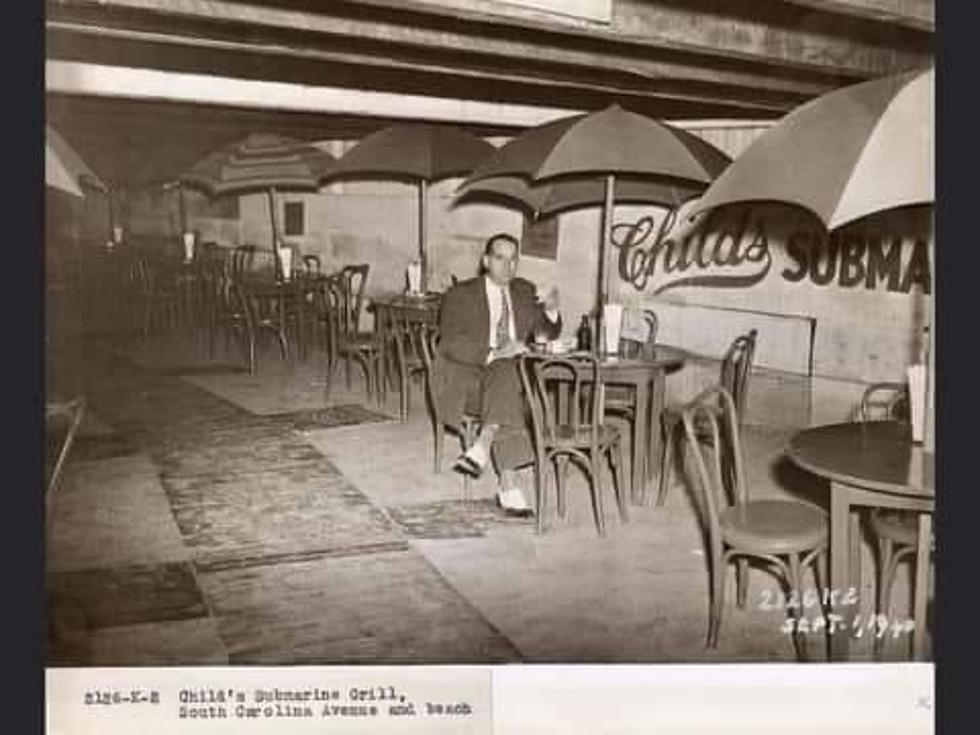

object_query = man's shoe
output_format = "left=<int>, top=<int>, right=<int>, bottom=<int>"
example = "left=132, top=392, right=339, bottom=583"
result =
left=454, top=441, right=489, bottom=476
left=496, top=488, right=534, bottom=519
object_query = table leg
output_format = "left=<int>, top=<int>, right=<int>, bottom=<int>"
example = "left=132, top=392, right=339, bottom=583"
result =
left=849, top=509, right=867, bottom=657
left=632, top=378, right=650, bottom=505
left=829, top=482, right=851, bottom=661
left=912, top=512, right=933, bottom=660
left=646, top=371, right=666, bottom=489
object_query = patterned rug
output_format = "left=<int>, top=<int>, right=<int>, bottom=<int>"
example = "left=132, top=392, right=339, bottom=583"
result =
left=386, top=499, right=535, bottom=539
left=48, top=337, right=523, bottom=664
left=264, top=404, right=394, bottom=430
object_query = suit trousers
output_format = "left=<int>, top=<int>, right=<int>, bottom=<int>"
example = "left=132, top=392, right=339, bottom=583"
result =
left=481, top=358, right=534, bottom=473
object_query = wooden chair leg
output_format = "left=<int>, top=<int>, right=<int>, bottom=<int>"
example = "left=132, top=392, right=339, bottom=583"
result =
left=433, top=422, right=444, bottom=473
left=813, top=550, right=832, bottom=661
left=589, top=453, right=607, bottom=537
left=555, top=455, right=570, bottom=520
left=657, top=416, right=676, bottom=507
left=609, top=441, right=629, bottom=523
left=707, top=548, right=725, bottom=648
left=462, top=421, right=477, bottom=503
left=736, top=558, right=749, bottom=608
left=787, top=553, right=809, bottom=662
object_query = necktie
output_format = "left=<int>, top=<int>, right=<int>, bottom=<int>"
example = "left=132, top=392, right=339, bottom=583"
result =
left=496, top=285, right=511, bottom=349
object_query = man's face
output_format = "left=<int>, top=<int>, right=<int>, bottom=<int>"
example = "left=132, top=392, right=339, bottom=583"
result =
left=483, top=238, right=519, bottom=285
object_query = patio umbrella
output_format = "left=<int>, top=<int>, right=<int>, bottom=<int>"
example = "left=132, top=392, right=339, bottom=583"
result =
left=323, top=124, right=495, bottom=291
left=455, top=173, right=704, bottom=218
left=458, top=104, right=731, bottom=350
left=692, top=67, right=935, bottom=448
left=692, top=67, right=933, bottom=230
left=180, top=133, right=335, bottom=274
left=46, top=125, right=107, bottom=198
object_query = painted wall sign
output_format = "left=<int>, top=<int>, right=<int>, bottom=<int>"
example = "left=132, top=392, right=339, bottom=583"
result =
left=611, top=206, right=931, bottom=296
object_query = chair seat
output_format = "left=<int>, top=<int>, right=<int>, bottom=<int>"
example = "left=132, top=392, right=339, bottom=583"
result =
left=720, top=500, right=828, bottom=555
left=549, top=423, right=620, bottom=448
left=869, top=508, right=921, bottom=547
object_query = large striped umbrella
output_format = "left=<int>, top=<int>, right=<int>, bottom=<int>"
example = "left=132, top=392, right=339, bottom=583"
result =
left=46, top=125, right=107, bottom=198
left=324, top=124, right=495, bottom=292
left=180, top=133, right=335, bottom=271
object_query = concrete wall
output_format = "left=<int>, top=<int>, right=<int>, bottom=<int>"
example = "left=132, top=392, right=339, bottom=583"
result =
left=181, top=125, right=931, bottom=429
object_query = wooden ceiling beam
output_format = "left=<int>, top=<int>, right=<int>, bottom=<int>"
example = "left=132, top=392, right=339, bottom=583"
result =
left=47, top=21, right=798, bottom=117
left=46, top=0, right=931, bottom=116
left=773, top=0, right=933, bottom=32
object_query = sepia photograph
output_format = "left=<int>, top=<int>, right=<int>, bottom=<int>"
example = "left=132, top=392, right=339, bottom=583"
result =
left=43, top=0, right=934, bottom=727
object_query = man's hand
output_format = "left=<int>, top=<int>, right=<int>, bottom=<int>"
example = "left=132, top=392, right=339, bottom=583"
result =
left=490, top=342, right=528, bottom=362
left=539, top=286, right=560, bottom=313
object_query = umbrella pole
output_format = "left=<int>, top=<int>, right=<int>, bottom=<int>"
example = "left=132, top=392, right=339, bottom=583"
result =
left=419, top=179, right=428, bottom=293
left=178, top=182, right=188, bottom=234
left=593, top=174, right=615, bottom=357
left=106, top=189, right=115, bottom=244
left=267, top=187, right=281, bottom=278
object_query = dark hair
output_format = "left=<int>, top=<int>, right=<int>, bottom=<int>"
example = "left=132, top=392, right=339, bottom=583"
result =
left=483, top=232, right=520, bottom=257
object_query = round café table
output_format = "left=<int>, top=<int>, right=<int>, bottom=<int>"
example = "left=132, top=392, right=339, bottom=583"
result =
left=787, top=421, right=934, bottom=660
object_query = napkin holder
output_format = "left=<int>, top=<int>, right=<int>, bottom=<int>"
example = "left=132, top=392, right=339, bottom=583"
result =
left=907, top=363, right=926, bottom=444
left=278, top=246, right=293, bottom=281
left=602, top=303, right=623, bottom=356
left=406, top=260, right=423, bottom=295
left=182, top=232, right=196, bottom=263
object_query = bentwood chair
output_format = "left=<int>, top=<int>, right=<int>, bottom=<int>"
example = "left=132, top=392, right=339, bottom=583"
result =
left=856, top=382, right=930, bottom=658
left=129, top=257, right=183, bottom=338
left=519, top=353, right=629, bottom=536
left=45, top=397, right=86, bottom=522
left=205, top=255, right=257, bottom=372
left=683, top=385, right=829, bottom=659
left=379, top=305, right=431, bottom=422
left=657, top=329, right=758, bottom=507
left=323, top=267, right=384, bottom=404
left=416, top=324, right=481, bottom=502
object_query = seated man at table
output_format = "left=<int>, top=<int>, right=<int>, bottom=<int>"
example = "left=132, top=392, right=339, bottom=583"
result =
left=436, top=233, right=561, bottom=516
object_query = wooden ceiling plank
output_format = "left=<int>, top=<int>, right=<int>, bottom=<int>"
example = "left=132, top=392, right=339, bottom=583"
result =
left=47, top=21, right=798, bottom=115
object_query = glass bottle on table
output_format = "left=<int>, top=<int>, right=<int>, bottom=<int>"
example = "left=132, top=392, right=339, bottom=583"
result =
left=576, top=314, right=592, bottom=352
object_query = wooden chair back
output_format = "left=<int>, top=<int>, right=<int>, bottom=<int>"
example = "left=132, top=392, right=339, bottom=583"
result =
left=619, top=308, right=659, bottom=358
left=339, top=264, right=370, bottom=335
left=719, top=329, right=758, bottom=423
left=858, top=382, right=909, bottom=422
left=682, top=385, right=746, bottom=541
left=519, top=353, right=603, bottom=451
left=45, top=397, right=86, bottom=520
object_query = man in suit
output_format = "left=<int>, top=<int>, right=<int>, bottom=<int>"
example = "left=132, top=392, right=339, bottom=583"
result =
left=436, top=233, right=561, bottom=515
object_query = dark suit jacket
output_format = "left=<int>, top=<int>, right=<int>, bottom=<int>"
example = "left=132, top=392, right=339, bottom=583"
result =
left=435, top=275, right=561, bottom=424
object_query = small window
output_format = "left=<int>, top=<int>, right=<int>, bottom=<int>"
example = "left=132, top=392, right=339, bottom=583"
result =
left=521, top=213, right=559, bottom=260
left=209, top=195, right=240, bottom=219
left=284, top=201, right=305, bottom=236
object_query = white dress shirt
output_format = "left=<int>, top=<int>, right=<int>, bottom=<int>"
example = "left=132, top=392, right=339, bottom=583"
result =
left=484, top=277, right=560, bottom=362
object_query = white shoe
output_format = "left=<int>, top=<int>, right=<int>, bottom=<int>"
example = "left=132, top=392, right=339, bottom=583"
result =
left=496, top=487, right=533, bottom=517
left=455, top=441, right=490, bottom=475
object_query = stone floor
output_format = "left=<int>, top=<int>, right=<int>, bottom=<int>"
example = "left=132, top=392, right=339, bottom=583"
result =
left=44, top=321, right=926, bottom=666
